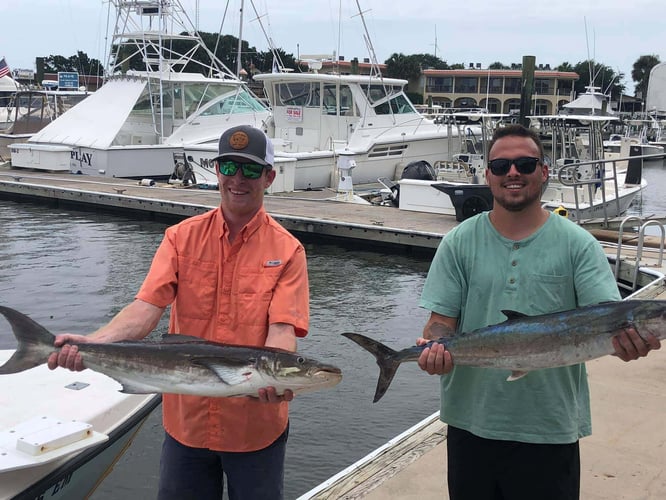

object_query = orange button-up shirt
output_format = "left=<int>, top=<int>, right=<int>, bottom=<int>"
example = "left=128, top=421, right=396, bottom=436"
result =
left=136, top=206, right=309, bottom=452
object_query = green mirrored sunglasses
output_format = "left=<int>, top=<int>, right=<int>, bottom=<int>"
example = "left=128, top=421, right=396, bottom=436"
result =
left=216, top=160, right=267, bottom=179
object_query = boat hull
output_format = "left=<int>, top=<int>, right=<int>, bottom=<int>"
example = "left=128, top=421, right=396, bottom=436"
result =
left=0, top=349, right=161, bottom=500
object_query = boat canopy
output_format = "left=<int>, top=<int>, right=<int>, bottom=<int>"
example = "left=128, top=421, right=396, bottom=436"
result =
left=29, top=79, right=146, bottom=149
left=646, top=62, right=666, bottom=115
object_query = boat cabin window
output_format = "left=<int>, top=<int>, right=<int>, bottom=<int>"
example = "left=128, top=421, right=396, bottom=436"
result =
left=320, top=84, right=356, bottom=116
left=276, top=82, right=321, bottom=107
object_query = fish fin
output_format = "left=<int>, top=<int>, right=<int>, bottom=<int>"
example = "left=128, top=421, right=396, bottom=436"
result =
left=342, top=332, right=401, bottom=403
left=0, top=306, right=55, bottom=374
left=194, top=358, right=252, bottom=386
left=160, top=334, right=208, bottom=343
left=501, top=310, right=530, bottom=321
left=119, top=383, right=154, bottom=394
left=506, top=370, right=528, bottom=381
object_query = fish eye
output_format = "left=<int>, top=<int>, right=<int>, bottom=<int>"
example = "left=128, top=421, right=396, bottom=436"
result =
left=297, top=356, right=305, bottom=364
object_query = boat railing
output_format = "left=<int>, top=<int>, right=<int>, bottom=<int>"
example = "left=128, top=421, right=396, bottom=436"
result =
left=553, top=151, right=657, bottom=226
left=613, top=215, right=666, bottom=293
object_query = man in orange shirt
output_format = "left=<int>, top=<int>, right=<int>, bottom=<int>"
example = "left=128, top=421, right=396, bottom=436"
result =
left=47, top=125, right=310, bottom=499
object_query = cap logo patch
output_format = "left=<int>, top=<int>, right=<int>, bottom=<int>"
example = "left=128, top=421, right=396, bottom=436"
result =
left=229, top=131, right=250, bottom=150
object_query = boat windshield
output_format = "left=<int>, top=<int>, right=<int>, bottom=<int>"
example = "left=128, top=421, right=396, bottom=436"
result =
left=199, top=90, right=268, bottom=116
left=360, top=84, right=415, bottom=115
left=130, top=82, right=241, bottom=119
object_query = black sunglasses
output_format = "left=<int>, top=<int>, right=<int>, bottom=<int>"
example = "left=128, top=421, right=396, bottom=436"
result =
left=488, top=157, right=541, bottom=176
left=216, top=160, right=267, bottom=180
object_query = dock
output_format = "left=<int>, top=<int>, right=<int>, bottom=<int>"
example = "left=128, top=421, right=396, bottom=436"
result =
left=0, top=168, right=453, bottom=255
left=297, top=347, right=666, bottom=500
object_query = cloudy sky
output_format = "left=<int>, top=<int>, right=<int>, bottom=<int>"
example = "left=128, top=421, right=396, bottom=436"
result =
left=1, top=0, right=664, bottom=93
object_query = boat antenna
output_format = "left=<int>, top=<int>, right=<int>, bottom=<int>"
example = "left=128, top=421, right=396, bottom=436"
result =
left=432, top=26, right=440, bottom=59
left=353, top=0, right=382, bottom=81
left=236, top=0, right=244, bottom=78
left=248, top=0, right=286, bottom=72
left=584, top=17, right=597, bottom=90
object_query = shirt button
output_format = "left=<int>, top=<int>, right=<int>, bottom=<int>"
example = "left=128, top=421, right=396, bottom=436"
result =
left=509, top=278, right=515, bottom=284
left=511, top=260, right=517, bottom=266
left=513, top=243, right=520, bottom=250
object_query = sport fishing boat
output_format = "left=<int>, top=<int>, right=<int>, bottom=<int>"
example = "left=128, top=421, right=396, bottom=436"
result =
left=9, top=0, right=270, bottom=181
left=0, top=349, right=160, bottom=499
left=183, top=65, right=468, bottom=190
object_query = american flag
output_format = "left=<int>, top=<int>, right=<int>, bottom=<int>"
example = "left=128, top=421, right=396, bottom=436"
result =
left=0, top=58, right=9, bottom=78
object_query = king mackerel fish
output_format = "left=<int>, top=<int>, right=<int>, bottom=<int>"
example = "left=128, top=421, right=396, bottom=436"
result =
left=343, top=300, right=666, bottom=402
left=0, top=306, right=342, bottom=397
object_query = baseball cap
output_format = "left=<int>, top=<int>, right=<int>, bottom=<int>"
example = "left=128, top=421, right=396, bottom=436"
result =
left=212, top=125, right=274, bottom=167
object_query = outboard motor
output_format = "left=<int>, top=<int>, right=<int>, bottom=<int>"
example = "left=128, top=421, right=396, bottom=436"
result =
left=383, top=160, right=437, bottom=207
left=400, top=160, right=436, bottom=181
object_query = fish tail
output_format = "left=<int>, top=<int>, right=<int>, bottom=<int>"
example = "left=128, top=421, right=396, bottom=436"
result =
left=342, top=332, right=402, bottom=403
left=0, top=306, right=55, bottom=374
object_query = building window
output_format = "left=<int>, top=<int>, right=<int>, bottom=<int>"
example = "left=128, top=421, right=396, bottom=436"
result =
left=454, top=77, right=478, bottom=93
left=480, top=77, right=503, bottom=94
left=504, top=78, right=522, bottom=95
left=426, top=76, right=453, bottom=93
left=534, top=79, right=553, bottom=95
left=556, top=81, right=574, bottom=98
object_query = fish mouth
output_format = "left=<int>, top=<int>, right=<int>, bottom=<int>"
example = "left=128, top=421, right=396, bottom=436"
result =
left=312, top=367, right=343, bottom=384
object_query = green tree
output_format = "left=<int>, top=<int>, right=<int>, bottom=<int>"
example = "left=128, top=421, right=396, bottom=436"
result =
left=556, top=62, right=575, bottom=72
left=384, top=53, right=422, bottom=81
left=406, top=53, right=449, bottom=70
left=44, top=51, right=104, bottom=76
left=631, top=54, right=661, bottom=99
left=489, top=61, right=509, bottom=70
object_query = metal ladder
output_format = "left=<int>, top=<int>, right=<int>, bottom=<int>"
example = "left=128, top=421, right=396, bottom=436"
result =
left=614, top=216, right=665, bottom=292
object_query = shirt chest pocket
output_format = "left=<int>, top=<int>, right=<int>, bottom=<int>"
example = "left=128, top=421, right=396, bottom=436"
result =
left=528, top=273, right=571, bottom=313
left=235, top=266, right=284, bottom=327
left=236, top=266, right=283, bottom=297
left=176, top=257, right=218, bottom=319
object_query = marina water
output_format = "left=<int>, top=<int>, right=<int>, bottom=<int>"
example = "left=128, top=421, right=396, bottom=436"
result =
left=0, top=158, right=664, bottom=498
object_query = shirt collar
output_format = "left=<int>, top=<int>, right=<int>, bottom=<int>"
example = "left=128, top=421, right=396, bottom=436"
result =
left=217, top=206, right=267, bottom=241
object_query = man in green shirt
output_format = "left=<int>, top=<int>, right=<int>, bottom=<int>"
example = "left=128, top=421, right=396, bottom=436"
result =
left=417, top=124, right=661, bottom=499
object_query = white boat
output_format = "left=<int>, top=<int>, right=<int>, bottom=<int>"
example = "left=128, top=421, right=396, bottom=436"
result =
left=9, top=0, right=270, bottom=181
left=0, top=75, right=19, bottom=134
left=397, top=113, right=647, bottom=223
left=0, top=349, right=160, bottom=499
left=646, top=62, right=666, bottom=117
left=183, top=71, right=468, bottom=190
left=603, top=119, right=665, bottom=159
left=0, top=88, right=91, bottom=159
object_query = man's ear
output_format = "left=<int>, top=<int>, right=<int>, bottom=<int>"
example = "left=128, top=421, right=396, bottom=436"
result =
left=264, top=168, right=277, bottom=188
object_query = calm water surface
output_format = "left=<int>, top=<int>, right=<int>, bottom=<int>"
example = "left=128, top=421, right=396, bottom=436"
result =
left=0, top=159, right=664, bottom=498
